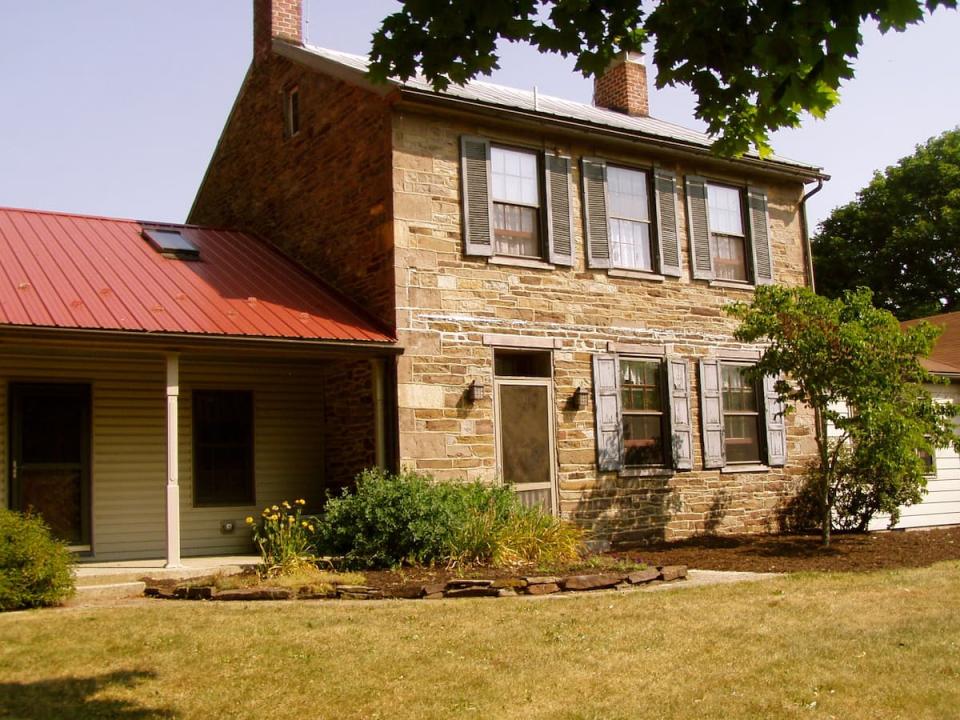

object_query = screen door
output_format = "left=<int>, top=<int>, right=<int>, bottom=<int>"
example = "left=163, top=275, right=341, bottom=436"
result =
left=494, top=377, right=557, bottom=513
left=9, top=383, right=91, bottom=547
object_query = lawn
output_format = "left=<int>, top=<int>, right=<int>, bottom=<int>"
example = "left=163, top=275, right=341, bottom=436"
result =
left=2, top=563, right=959, bottom=720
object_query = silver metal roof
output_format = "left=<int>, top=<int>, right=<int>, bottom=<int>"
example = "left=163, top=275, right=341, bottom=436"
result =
left=292, top=43, right=822, bottom=175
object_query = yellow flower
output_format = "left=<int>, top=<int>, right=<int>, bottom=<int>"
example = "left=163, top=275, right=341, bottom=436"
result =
left=287, top=516, right=295, bottom=525
left=262, top=507, right=270, bottom=514
left=301, top=521, right=309, bottom=528
left=307, top=524, right=315, bottom=533
left=295, top=498, right=306, bottom=505
left=244, top=516, right=254, bottom=525
left=282, top=501, right=291, bottom=509
left=271, top=505, right=279, bottom=511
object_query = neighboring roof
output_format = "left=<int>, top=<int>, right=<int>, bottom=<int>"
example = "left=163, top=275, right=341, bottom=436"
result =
left=902, top=311, right=960, bottom=377
left=276, top=42, right=825, bottom=179
left=0, top=207, right=394, bottom=345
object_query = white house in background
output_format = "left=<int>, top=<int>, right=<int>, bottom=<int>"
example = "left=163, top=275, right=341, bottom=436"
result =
left=869, top=311, right=960, bottom=530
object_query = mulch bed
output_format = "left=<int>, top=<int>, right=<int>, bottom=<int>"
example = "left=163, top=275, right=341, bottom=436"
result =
left=612, top=526, right=960, bottom=574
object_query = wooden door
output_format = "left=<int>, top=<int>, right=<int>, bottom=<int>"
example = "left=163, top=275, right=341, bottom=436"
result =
left=9, top=383, right=91, bottom=547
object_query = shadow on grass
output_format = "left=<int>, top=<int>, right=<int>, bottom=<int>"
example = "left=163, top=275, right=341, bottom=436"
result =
left=0, top=669, right=177, bottom=719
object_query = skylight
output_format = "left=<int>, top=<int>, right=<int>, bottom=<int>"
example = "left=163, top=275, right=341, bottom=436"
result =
left=142, top=228, right=200, bottom=260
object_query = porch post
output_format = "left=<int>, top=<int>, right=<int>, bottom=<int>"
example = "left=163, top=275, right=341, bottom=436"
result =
left=371, top=358, right=387, bottom=469
left=164, top=353, right=182, bottom=568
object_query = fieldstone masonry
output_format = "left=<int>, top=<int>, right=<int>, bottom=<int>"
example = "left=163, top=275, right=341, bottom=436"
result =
left=191, top=40, right=819, bottom=545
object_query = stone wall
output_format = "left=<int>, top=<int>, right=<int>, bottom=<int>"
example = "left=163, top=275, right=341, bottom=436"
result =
left=391, top=108, right=819, bottom=545
left=189, top=53, right=396, bottom=330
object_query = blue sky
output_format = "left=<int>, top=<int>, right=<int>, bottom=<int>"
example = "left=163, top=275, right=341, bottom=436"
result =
left=1, top=2, right=958, bottom=232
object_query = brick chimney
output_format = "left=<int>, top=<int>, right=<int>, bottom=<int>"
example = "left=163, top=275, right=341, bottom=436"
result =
left=253, top=0, right=303, bottom=61
left=593, top=51, right=649, bottom=117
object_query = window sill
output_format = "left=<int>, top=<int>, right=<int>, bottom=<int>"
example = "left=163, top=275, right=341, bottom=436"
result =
left=619, top=467, right=674, bottom=478
left=608, top=269, right=666, bottom=282
left=489, top=256, right=554, bottom=271
left=709, top=279, right=755, bottom=290
left=720, top=464, right=770, bottom=474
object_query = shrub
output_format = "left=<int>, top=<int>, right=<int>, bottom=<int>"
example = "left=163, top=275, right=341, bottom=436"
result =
left=315, top=468, right=584, bottom=568
left=0, top=509, right=74, bottom=611
left=247, top=499, right=317, bottom=577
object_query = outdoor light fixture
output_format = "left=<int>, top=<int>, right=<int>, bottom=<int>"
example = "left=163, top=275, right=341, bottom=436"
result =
left=467, top=380, right=485, bottom=403
left=569, top=386, right=583, bottom=411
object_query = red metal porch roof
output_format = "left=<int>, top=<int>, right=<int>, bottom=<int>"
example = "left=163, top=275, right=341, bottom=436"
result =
left=0, top=207, right=394, bottom=344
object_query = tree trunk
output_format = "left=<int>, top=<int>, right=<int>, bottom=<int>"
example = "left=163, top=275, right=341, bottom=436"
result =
left=815, top=407, right=832, bottom=548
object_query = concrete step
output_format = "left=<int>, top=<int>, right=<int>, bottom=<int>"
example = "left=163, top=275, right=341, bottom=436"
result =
left=73, top=563, right=254, bottom=587
left=72, top=581, right=147, bottom=602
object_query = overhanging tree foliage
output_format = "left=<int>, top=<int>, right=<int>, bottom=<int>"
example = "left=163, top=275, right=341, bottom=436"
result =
left=813, top=127, right=960, bottom=320
left=728, top=286, right=958, bottom=547
left=368, top=0, right=957, bottom=156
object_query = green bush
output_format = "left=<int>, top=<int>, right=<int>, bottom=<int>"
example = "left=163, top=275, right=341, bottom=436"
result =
left=315, top=468, right=584, bottom=569
left=0, top=509, right=75, bottom=611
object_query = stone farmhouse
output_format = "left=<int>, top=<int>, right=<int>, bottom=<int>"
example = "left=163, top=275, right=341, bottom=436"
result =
left=189, top=0, right=826, bottom=548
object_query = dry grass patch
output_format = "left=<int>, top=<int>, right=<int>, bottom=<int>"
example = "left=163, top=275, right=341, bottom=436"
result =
left=1, top=563, right=959, bottom=719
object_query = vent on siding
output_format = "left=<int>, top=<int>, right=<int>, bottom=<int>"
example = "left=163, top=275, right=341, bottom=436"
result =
left=142, top=228, right=200, bottom=260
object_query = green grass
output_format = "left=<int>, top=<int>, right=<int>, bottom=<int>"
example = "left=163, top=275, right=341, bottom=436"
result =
left=2, top=563, right=959, bottom=719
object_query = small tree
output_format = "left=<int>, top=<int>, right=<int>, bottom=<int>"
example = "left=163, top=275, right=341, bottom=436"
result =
left=728, top=286, right=958, bottom=547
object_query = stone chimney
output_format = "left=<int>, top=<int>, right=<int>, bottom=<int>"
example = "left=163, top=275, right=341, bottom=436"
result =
left=593, top=51, right=649, bottom=117
left=253, top=0, right=303, bottom=61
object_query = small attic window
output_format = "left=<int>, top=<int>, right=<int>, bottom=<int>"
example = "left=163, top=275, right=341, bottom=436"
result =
left=142, top=228, right=200, bottom=260
left=284, top=86, right=300, bottom=138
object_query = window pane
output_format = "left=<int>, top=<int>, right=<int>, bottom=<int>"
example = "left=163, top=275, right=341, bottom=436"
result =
left=491, top=147, right=539, bottom=205
left=609, top=218, right=653, bottom=272
left=623, top=415, right=664, bottom=466
left=194, top=391, right=254, bottom=506
left=707, top=184, right=744, bottom=236
left=607, top=166, right=650, bottom=222
left=621, top=360, right=661, bottom=410
left=493, top=202, right=540, bottom=257
left=724, top=415, right=761, bottom=463
left=721, top=365, right=757, bottom=411
left=713, top=233, right=748, bottom=281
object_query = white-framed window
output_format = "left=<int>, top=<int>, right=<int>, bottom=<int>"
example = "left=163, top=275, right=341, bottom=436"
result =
left=706, top=183, right=748, bottom=282
left=620, top=358, right=668, bottom=467
left=490, top=146, right=541, bottom=258
left=607, top=166, right=654, bottom=272
left=720, top=363, right=762, bottom=463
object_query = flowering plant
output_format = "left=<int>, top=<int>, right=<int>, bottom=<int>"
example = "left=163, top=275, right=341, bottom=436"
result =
left=246, top=499, right=317, bottom=577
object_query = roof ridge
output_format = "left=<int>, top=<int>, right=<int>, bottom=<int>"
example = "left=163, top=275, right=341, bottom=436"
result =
left=0, top=205, right=245, bottom=235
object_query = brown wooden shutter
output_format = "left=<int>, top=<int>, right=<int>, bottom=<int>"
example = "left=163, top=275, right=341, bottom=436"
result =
left=666, top=356, right=693, bottom=470
left=654, top=169, right=682, bottom=277
left=748, top=186, right=774, bottom=284
left=686, top=176, right=713, bottom=280
left=763, top=374, right=787, bottom=466
left=460, top=136, right=494, bottom=257
left=592, top=353, right=623, bottom=472
left=581, top=158, right=611, bottom=268
left=545, top=151, right=574, bottom=266
left=699, top=358, right=725, bottom=469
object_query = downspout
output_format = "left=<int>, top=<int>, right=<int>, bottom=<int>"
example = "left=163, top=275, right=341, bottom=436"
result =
left=799, top=178, right=824, bottom=291
left=799, top=177, right=830, bottom=543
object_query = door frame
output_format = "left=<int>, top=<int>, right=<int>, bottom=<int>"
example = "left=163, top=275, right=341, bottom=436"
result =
left=493, top=376, right=559, bottom=515
left=8, top=382, right=93, bottom=550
